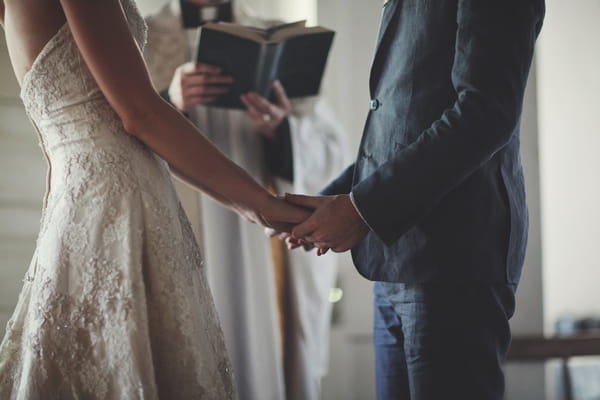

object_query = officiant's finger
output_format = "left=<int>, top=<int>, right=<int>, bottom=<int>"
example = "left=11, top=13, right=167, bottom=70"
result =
left=248, top=92, right=280, bottom=116
left=242, top=94, right=266, bottom=118
left=285, top=193, right=324, bottom=210
left=240, top=93, right=255, bottom=108
left=194, top=62, right=223, bottom=75
left=242, top=93, right=279, bottom=123
left=240, top=92, right=267, bottom=114
left=185, top=85, right=230, bottom=97
left=272, top=80, right=292, bottom=111
left=240, top=94, right=263, bottom=120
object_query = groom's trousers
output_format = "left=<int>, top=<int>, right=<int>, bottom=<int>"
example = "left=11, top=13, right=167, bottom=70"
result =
left=373, top=281, right=516, bottom=400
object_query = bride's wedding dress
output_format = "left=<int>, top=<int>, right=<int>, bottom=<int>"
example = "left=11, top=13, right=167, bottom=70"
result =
left=0, top=1, right=235, bottom=398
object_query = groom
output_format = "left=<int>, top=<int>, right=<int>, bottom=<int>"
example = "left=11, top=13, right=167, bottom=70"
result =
left=285, top=0, right=545, bottom=399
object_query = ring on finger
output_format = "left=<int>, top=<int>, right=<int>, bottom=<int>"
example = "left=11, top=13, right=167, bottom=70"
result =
left=262, top=113, right=272, bottom=122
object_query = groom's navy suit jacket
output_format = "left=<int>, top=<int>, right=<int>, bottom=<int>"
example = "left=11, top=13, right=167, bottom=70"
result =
left=322, top=0, right=545, bottom=284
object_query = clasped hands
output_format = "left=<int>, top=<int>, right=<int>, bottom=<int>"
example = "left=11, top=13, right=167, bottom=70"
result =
left=265, top=194, right=370, bottom=256
left=169, top=62, right=369, bottom=254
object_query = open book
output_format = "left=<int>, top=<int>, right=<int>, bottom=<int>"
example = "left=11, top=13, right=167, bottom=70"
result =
left=195, top=20, right=335, bottom=109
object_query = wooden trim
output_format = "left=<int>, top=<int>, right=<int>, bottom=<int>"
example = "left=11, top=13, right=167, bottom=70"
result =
left=342, top=333, right=600, bottom=360
left=507, top=334, right=600, bottom=361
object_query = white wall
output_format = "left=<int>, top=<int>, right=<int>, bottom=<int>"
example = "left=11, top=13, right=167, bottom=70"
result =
left=0, top=31, right=46, bottom=334
left=538, top=0, right=600, bottom=334
left=137, top=0, right=317, bottom=24
left=316, top=1, right=381, bottom=396
left=504, top=61, right=546, bottom=400
left=136, top=0, right=165, bottom=15
left=241, top=0, right=317, bottom=24
left=537, top=3, right=600, bottom=397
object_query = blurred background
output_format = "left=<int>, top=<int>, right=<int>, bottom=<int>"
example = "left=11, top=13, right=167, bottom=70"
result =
left=1, top=0, right=599, bottom=398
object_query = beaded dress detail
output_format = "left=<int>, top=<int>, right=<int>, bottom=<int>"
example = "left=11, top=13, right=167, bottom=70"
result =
left=0, top=1, right=235, bottom=398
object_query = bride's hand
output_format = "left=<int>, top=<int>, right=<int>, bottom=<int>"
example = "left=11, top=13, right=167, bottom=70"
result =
left=245, top=194, right=312, bottom=233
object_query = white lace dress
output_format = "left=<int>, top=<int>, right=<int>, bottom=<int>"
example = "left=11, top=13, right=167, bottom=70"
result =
left=0, top=1, right=235, bottom=398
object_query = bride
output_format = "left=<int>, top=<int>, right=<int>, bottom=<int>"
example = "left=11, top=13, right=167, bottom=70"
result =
left=0, top=0, right=309, bottom=398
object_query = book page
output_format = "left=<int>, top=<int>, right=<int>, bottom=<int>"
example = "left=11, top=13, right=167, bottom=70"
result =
left=201, top=22, right=267, bottom=43
left=202, top=21, right=318, bottom=44
left=265, top=20, right=306, bottom=37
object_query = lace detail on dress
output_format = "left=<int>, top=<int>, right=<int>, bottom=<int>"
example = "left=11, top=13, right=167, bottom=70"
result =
left=1, top=0, right=235, bottom=398
left=121, top=0, right=148, bottom=50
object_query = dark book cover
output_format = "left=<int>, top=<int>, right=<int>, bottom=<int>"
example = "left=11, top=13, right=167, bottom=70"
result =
left=195, top=21, right=335, bottom=109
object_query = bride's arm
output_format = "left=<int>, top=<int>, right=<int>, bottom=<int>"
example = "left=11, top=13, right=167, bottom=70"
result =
left=58, top=0, right=308, bottom=227
left=0, top=1, right=5, bottom=25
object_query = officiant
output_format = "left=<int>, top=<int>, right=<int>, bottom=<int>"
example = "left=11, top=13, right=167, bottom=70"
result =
left=144, top=1, right=346, bottom=399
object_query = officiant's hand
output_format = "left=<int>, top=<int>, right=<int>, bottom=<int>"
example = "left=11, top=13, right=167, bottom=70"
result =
left=240, top=80, right=292, bottom=140
left=168, top=61, right=233, bottom=112
left=284, top=194, right=370, bottom=255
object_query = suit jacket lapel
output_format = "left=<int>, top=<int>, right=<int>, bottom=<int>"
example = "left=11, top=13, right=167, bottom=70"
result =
left=370, top=0, right=400, bottom=94
left=376, top=0, right=397, bottom=45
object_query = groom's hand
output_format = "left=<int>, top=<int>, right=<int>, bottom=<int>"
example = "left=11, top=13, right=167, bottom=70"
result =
left=285, top=194, right=369, bottom=254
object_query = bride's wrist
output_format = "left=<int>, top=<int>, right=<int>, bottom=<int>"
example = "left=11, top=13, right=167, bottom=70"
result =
left=254, top=190, right=277, bottom=216
left=236, top=186, right=273, bottom=220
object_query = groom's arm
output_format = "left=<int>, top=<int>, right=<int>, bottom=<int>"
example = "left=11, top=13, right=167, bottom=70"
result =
left=319, top=163, right=355, bottom=196
left=287, top=0, right=544, bottom=251
left=351, top=0, right=544, bottom=245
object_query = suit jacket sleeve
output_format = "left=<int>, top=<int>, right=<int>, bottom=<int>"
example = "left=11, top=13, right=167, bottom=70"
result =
left=320, top=163, right=355, bottom=196
left=351, top=0, right=544, bottom=245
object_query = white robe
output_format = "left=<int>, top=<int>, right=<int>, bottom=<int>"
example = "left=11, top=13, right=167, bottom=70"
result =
left=144, top=4, right=346, bottom=400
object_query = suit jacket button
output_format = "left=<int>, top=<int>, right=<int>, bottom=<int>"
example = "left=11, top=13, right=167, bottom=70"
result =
left=370, top=99, right=381, bottom=110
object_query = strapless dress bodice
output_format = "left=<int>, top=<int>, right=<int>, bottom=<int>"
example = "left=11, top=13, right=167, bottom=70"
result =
left=19, top=0, right=147, bottom=156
